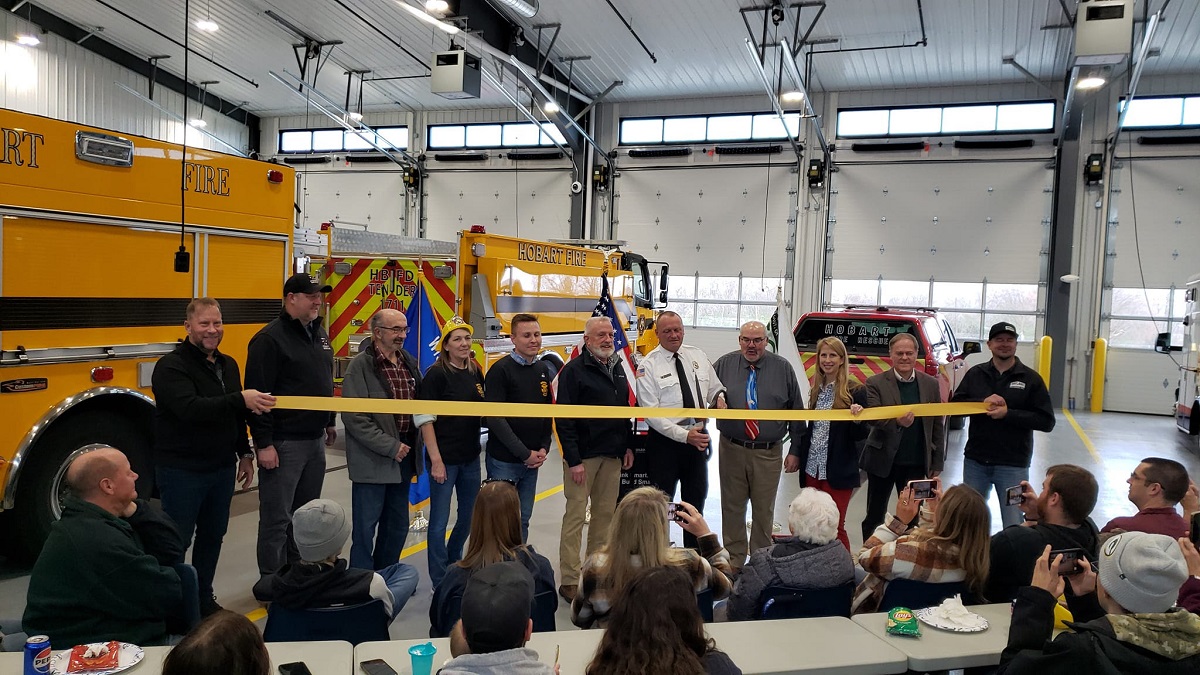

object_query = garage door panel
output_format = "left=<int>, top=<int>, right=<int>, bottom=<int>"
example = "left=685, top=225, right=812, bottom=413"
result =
left=425, top=169, right=573, bottom=242
left=1104, top=350, right=1180, bottom=415
left=298, top=171, right=409, bottom=234
left=1109, top=157, right=1200, bottom=288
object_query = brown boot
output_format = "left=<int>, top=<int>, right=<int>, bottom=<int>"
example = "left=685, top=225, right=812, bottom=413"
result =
left=558, top=584, right=578, bottom=602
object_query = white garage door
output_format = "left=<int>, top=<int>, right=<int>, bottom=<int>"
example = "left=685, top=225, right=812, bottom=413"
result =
left=296, top=169, right=410, bottom=235
left=423, top=166, right=574, bottom=242
left=826, top=157, right=1054, bottom=344
left=1102, top=154, right=1200, bottom=414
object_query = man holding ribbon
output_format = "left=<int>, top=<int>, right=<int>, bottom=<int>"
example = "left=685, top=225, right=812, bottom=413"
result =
left=635, top=311, right=726, bottom=550
left=714, top=320, right=807, bottom=570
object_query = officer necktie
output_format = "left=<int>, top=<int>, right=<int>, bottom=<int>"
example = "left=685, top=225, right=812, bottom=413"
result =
left=674, top=353, right=696, bottom=409
left=745, top=364, right=759, bottom=440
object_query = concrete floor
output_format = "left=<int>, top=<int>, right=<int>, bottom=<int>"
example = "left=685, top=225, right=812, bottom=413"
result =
left=1, top=410, right=1198, bottom=642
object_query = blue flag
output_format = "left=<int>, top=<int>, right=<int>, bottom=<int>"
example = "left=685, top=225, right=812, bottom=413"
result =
left=403, top=277, right=441, bottom=506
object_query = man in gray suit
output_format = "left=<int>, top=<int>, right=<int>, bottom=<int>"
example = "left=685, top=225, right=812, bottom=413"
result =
left=341, top=308, right=426, bottom=572
left=860, top=332, right=945, bottom=539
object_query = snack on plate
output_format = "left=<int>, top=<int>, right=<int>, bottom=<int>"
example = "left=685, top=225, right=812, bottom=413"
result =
left=927, top=594, right=988, bottom=630
left=886, top=607, right=921, bottom=637
left=67, top=641, right=120, bottom=673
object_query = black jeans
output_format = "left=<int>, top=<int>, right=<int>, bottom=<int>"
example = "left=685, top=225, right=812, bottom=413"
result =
left=861, top=463, right=928, bottom=541
left=156, top=464, right=236, bottom=599
left=645, top=429, right=708, bottom=550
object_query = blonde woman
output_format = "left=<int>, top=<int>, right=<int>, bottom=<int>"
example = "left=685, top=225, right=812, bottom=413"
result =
left=571, top=487, right=734, bottom=628
left=853, top=483, right=991, bottom=614
left=788, top=336, right=866, bottom=550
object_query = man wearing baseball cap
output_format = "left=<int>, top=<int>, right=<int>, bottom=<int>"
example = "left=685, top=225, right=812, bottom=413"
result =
left=245, top=273, right=338, bottom=577
left=951, top=322, right=1055, bottom=528
left=440, top=561, right=555, bottom=674
left=997, top=534, right=1200, bottom=673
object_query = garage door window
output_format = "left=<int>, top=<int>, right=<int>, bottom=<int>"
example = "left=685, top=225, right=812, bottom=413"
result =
left=668, top=275, right=782, bottom=328
left=827, top=279, right=1039, bottom=341
left=1108, top=287, right=1184, bottom=349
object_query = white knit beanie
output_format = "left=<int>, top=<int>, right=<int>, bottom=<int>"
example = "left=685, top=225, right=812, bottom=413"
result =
left=1098, top=531, right=1187, bottom=614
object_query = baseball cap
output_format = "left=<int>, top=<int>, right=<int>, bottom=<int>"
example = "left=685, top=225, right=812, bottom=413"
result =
left=460, top=561, right=534, bottom=653
left=988, top=322, right=1019, bottom=340
left=292, top=499, right=350, bottom=563
left=1098, top=531, right=1188, bottom=613
left=439, top=315, right=474, bottom=350
left=283, top=273, right=332, bottom=296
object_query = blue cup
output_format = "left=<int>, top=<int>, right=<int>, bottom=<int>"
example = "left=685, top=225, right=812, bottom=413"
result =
left=408, top=642, right=437, bottom=675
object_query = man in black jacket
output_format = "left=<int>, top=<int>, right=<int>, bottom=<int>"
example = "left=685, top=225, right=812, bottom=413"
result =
left=997, top=536, right=1200, bottom=674
left=245, top=273, right=336, bottom=576
left=152, top=298, right=275, bottom=615
left=951, top=322, right=1055, bottom=529
left=554, top=316, right=635, bottom=601
left=986, top=464, right=1099, bottom=603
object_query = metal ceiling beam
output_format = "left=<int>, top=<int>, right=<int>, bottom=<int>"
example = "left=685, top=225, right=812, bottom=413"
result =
left=742, top=39, right=804, bottom=162
left=1001, top=56, right=1061, bottom=102
left=477, top=66, right=575, bottom=169
left=506, top=54, right=610, bottom=166
left=115, top=81, right=246, bottom=156
left=778, top=39, right=827, bottom=158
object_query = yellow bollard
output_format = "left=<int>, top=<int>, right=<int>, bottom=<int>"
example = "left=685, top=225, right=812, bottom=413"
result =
left=1091, top=338, right=1107, bottom=413
left=1037, top=335, right=1052, bottom=387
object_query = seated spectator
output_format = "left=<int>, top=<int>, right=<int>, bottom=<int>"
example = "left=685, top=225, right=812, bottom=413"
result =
left=439, top=561, right=555, bottom=675
left=1103, top=458, right=1192, bottom=538
left=430, top=480, right=556, bottom=638
left=1179, top=538, right=1200, bottom=615
left=162, top=610, right=269, bottom=675
left=572, top=486, right=733, bottom=628
left=986, top=464, right=1099, bottom=603
left=853, top=483, right=990, bottom=614
left=23, top=447, right=188, bottom=648
left=586, top=566, right=742, bottom=675
left=997, top=535, right=1200, bottom=674
left=253, top=499, right=418, bottom=620
left=726, top=488, right=854, bottom=621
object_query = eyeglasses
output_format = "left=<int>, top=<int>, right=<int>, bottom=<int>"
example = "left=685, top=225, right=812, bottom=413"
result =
left=739, top=336, right=767, bottom=345
left=481, top=477, right=518, bottom=488
left=379, top=325, right=409, bottom=334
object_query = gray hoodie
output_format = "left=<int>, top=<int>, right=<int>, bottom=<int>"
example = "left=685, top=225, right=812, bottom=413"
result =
left=436, top=648, right=555, bottom=675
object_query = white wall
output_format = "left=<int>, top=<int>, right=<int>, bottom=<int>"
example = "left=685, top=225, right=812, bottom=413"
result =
left=0, top=11, right=248, bottom=154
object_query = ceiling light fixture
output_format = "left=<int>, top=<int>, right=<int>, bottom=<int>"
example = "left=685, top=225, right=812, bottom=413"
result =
left=188, top=118, right=208, bottom=128
left=196, top=0, right=219, bottom=32
left=16, top=34, right=40, bottom=46
left=396, top=1, right=459, bottom=35
left=1076, top=76, right=1106, bottom=90
left=542, top=100, right=560, bottom=114
left=348, top=111, right=364, bottom=122
left=780, top=90, right=804, bottom=103
left=424, top=0, right=450, bottom=15
left=491, top=0, right=539, bottom=19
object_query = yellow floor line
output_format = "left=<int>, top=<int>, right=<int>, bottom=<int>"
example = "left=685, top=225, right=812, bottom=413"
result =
left=1062, top=409, right=1102, bottom=461
left=246, top=482, right=567, bottom=622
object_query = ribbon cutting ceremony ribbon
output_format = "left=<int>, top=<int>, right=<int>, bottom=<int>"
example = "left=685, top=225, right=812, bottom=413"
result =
left=275, top=396, right=990, bottom=422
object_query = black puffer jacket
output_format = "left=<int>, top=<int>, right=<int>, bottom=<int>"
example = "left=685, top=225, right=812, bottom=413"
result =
left=554, top=350, right=633, bottom=466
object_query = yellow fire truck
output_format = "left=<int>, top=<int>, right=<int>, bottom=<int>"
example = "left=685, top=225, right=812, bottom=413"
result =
left=0, top=109, right=295, bottom=559
left=318, top=225, right=667, bottom=373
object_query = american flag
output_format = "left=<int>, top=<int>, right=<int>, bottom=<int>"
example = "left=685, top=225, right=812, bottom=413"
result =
left=554, top=274, right=638, bottom=406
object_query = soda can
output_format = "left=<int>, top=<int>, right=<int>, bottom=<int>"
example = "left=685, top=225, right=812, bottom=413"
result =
left=24, top=635, right=51, bottom=675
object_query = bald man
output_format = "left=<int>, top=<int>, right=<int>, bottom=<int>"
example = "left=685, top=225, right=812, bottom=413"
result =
left=23, top=447, right=188, bottom=648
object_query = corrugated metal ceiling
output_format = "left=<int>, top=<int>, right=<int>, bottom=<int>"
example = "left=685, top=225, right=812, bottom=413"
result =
left=25, top=0, right=1200, bottom=117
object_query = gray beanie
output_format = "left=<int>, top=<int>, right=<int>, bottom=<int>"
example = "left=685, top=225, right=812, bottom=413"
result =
left=1098, top=531, right=1187, bottom=614
left=292, top=499, right=350, bottom=563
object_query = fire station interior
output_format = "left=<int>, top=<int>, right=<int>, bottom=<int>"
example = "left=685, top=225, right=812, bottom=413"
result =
left=3, top=0, right=1200, bottom=646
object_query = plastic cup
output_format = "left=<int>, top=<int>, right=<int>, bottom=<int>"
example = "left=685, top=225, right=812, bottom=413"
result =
left=408, top=641, right=437, bottom=675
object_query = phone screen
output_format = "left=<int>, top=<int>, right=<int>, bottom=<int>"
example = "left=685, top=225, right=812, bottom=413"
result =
left=279, top=663, right=313, bottom=675
left=360, top=660, right=398, bottom=675
left=1005, top=485, right=1025, bottom=506
left=1191, top=512, right=1200, bottom=546
left=908, top=480, right=936, bottom=501
left=1050, top=548, right=1085, bottom=576
left=667, top=503, right=684, bottom=522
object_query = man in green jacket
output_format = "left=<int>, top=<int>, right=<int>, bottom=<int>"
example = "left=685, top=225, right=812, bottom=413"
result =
left=23, top=447, right=188, bottom=648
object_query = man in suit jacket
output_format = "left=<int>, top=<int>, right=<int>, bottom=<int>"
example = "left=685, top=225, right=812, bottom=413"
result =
left=860, top=332, right=945, bottom=539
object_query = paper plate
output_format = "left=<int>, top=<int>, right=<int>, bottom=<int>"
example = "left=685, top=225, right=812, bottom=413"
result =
left=50, top=642, right=144, bottom=675
left=913, top=607, right=989, bottom=633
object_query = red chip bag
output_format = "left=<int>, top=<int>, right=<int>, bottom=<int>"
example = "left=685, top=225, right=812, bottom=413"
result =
left=67, top=641, right=120, bottom=673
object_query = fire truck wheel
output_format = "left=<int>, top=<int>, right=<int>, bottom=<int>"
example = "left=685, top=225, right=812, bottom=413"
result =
left=12, top=410, right=153, bottom=563
left=541, top=351, right=565, bottom=370
left=948, top=415, right=966, bottom=431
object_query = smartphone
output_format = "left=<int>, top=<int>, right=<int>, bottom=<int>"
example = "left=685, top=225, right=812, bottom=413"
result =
left=1190, top=512, right=1200, bottom=546
left=907, top=479, right=937, bottom=501
left=1005, top=485, right=1025, bottom=506
left=359, top=659, right=398, bottom=675
left=666, top=502, right=684, bottom=523
left=1049, top=548, right=1086, bottom=576
left=279, top=663, right=313, bottom=675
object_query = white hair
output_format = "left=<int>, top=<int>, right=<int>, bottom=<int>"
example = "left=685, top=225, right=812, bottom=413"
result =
left=584, top=316, right=612, bottom=334
left=787, top=488, right=840, bottom=545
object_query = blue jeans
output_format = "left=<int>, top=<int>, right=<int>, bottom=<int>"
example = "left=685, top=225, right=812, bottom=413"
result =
left=156, top=464, right=236, bottom=599
left=485, top=455, right=538, bottom=542
left=427, top=456, right=482, bottom=588
left=962, top=458, right=1028, bottom=529
left=378, top=562, right=421, bottom=618
left=351, top=482, right=412, bottom=571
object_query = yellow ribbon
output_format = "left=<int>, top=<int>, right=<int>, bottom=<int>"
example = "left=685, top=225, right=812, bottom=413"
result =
left=275, top=396, right=988, bottom=421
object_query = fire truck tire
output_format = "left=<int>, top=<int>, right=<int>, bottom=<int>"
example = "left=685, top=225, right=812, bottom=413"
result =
left=11, top=410, right=153, bottom=563
left=948, top=415, right=966, bottom=431
left=541, top=351, right=565, bottom=370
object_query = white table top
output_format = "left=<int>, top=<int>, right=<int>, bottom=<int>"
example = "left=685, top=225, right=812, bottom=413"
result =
left=358, top=617, right=909, bottom=675
left=850, top=603, right=1015, bottom=670
left=0, top=640, right=355, bottom=675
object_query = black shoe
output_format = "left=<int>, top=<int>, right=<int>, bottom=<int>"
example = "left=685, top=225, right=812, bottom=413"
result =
left=200, top=594, right=223, bottom=617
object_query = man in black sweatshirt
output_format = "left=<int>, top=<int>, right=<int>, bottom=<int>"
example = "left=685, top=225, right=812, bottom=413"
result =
left=484, top=313, right=556, bottom=542
left=951, top=322, right=1056, bottom=529
left=152, top=297, right=275, bottom=615
left=245, top=273, right=336, bottom=576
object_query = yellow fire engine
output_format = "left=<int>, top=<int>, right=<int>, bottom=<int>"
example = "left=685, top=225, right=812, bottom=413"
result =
left=0, top=108, right=295, bottom=559
left=317, top=225, right=668, bottom=373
